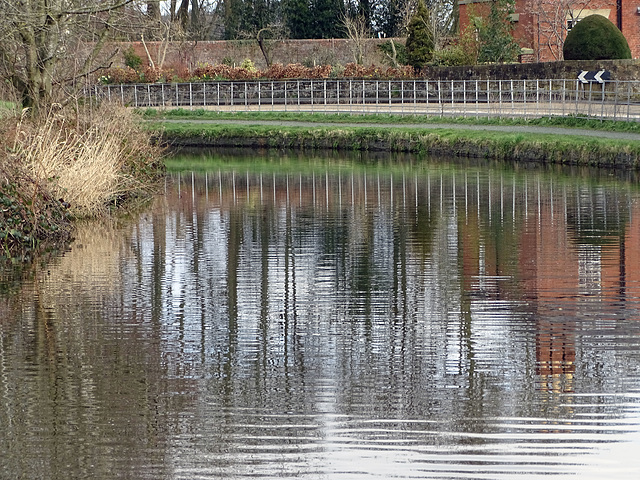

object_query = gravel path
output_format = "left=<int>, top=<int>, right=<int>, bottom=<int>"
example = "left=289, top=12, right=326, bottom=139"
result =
left=161, top=118, right=640, bottom=142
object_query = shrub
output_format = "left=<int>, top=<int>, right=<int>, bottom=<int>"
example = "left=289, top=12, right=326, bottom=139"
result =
left=240, top=58, right=257, bottom=72
left=123, top=46, right=143, bottom=71
left=99, top=62, right=418, bottom=84
left=563, top=14, right=631, bottom=60
left=377, top=40, right=408, bottom=67
left=262, top=63, right=332, bottom=79
left=431, top=43, right=475, bottom=67
left=475, top=0, right=520, bottom=63
left=405, top=0, right=434, bottom=70
left=101, top=66, right=141, bottom=84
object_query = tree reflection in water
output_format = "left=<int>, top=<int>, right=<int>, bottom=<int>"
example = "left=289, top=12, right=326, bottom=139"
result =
left=2, top=157, right=640, bottom=479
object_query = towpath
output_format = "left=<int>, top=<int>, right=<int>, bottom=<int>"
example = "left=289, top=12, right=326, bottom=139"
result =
left=159, top=118, right=640, bottom=142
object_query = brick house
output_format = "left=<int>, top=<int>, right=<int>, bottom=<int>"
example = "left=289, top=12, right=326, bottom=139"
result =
left=458, top=1, right=640, bottom=62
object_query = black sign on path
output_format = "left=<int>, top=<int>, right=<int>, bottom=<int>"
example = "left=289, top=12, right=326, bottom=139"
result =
left=578, top=70, right=611, bottom=84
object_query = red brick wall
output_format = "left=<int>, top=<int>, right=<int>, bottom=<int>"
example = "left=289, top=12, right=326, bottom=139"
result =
left=112, top=38, right=395, bottom=71
left=459, top=0, right=640, bottom=62
left=621, top=1, right=640, bottom=59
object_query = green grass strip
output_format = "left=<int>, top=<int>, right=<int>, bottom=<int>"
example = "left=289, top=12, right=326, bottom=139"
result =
left=140, top=108, right=640, bottom=134
left=153, top=120, right=640, bottom=168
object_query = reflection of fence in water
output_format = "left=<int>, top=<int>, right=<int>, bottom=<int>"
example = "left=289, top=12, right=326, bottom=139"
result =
left=90, top=79, right=640, bottom=121
left=169, top=169, right=633, bottom=232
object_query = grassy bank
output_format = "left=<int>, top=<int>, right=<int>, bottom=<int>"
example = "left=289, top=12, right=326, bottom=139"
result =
left=153, top=117, right=640, bottom=168
left=143, top=108, right=640, bottom=134
left=1, top=105, right=164, bottom=261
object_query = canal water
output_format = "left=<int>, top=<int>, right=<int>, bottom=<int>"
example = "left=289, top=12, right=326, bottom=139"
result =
left=2, top=152, right=640, bottom=479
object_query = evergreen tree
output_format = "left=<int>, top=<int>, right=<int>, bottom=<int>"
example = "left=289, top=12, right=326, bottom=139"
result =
left=405, top=0, right=434, bottom=70
left=284, top=0, right=313, bottom=38
left=310, top=0, right=345, bottom=38
left=373, top=0, right=404, bottom=38
left=563, top=14, right=631, bottom=60
left=476, top=0, right=520, bottom=63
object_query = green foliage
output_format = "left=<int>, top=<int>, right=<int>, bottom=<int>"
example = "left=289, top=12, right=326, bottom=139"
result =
left=0, top=167, right=71, bottom=259
left=431, top=43, right=475, bottom=67
left=123, top=46, right=143, bottom=71
left=563, top=15, right=631, bottom=60
left=474, top=0, right=520, bottom=63
left=377, top=40, right=408, bottom=67
left=284, top=0, right=313, bottom=38
left=405, top=0, right=434, bottom=70
left=310, top=0, right=345, bottom=38
left=240, top=58, right=257, bottom=72
left=102, top=61, right=419, bottom=83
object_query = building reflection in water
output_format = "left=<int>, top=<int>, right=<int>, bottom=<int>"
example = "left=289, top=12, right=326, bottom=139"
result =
left=166, top=164, right=638, bottom=404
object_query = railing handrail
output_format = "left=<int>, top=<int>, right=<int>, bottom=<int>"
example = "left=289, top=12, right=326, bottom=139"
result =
left=87, top=78, right=640, bottom=123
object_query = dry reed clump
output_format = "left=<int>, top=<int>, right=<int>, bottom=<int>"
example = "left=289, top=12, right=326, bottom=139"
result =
left=13, top=104, right=164, bottom=217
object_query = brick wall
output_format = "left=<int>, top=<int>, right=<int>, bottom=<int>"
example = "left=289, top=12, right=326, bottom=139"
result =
left=113, top=38, right=396, bottom=71
left=459, top=0, right=640, bottom=62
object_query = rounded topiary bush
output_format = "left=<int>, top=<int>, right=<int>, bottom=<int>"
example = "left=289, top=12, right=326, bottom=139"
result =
left=563, top=14, right=631, bottom=60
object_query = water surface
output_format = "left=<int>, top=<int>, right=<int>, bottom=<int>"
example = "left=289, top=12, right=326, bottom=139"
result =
left=2, top=154, right=640, bottom=479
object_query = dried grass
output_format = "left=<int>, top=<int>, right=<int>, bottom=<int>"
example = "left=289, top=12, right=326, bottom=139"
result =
left=12, top=103, right=163, bottom=217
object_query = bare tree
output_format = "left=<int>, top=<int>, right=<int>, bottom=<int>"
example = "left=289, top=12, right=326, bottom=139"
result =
left=531, top=0, right=594, bottom=61
left=398, top=0, right=456, bottom=48
left=342, top=13, right=371, bottom=65
left=0, top=0, right=157, bottom=110
left=256, top=26, right=284, bottom=67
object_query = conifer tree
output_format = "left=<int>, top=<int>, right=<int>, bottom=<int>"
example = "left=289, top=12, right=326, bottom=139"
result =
left=476, top=0, right=520, bottom=63
left=405, top=0, right=434, bottom=70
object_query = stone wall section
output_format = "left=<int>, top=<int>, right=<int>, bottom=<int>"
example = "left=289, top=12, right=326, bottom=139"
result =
left=421, top=59, right=640, bottom=82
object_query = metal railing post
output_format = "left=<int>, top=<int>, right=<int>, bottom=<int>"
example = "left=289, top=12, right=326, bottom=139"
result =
left=600, top=81, right=605, bottom=120
left=523, top=79, right=527, bottom=119
left=627, top=82, right=631, bottom=121
left=475, top=80, right=479, bottom=118
left=463, top=80, right=467, bottom=117
left=486, top=79, right=490, bottom=119
left=451, top=80, right=454, bottom=116
left=510, top=79, right=514, bottom=117
left=324, top=79, right=327, bottom=110
left=613, top=80, right=617, bottom=121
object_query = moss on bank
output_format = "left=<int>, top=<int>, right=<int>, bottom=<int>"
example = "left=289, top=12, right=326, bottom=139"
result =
left=156, top=121, right=640, bottom=168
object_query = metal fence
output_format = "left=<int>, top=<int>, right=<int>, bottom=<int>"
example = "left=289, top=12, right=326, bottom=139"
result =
left=88, top=79, right=640, bottom=121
